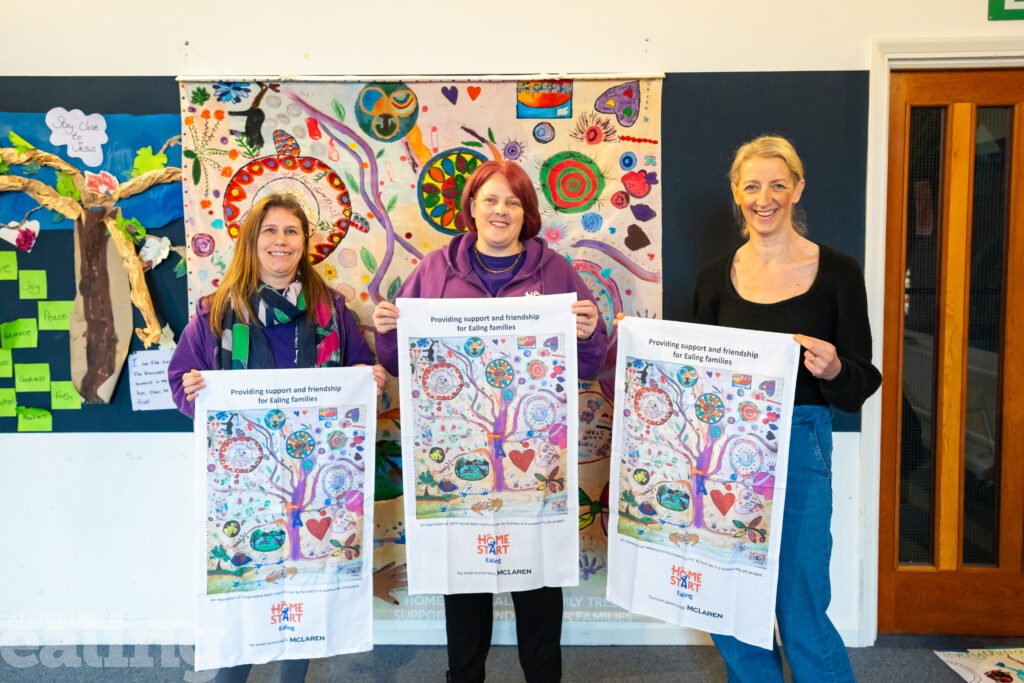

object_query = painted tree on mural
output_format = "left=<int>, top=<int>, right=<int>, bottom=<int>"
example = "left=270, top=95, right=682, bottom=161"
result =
left=0, top=134, right=180, bottom=403
left=408, top=334, right=568, bottom=508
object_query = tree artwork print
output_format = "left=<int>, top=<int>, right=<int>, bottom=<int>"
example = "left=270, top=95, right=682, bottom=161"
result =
left=617, top=356, right=784, bottom=568
left=408, top=332, right=569, bottom=520
left=205, top=403, right=369, bottom=594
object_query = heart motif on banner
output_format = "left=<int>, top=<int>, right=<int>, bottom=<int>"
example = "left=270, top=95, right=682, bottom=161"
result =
left=710, top=489, right=735, bottom=516
left=624, top=224, right=651, bottom=251
left=594, top=80, right=640, bottom=127
left=306, top=517, right=331, bottom=540
left=441, top=86, right=458, bottom=104
left=508, top=448, right=536, bottom=472
left=467, top=86, right=481, bottom=101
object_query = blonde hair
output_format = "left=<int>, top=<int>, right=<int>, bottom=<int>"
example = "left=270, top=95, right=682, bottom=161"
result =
left=729, top=135, right=807, bottom=236
left=209, top=193, right=333, bottom=336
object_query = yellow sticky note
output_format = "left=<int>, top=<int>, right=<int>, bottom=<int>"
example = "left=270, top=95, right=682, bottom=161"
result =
left=14, top=363, right=49, bottom=392
left=18, top=270, right=47, bottom=299
left=0, top=388, right=14, bottom=417
left=38, top=300, right=74, bottom=331
left=1, top=318, right=38, bottom=349
left=17, top=406, right=52, bottom=432
left=0, top=348, right=11, bottom=378
left=0, top=251, right=16, bottom=280
left=50, top=381, right=82, bottom=410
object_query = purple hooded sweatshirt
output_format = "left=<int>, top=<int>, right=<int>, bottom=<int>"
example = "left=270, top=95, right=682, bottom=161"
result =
left=168, top=292, right=375, bottom=418
left=375, top=233, right=608, bottom=378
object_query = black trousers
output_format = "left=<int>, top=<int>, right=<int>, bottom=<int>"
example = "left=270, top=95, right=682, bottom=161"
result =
left=444, top=587, right=563, bottom=683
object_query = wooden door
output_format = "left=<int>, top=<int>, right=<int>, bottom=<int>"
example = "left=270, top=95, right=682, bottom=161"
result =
left=879, top=69, right=1024, bottom=634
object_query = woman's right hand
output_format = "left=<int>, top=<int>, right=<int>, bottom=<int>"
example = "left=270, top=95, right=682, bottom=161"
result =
left=181, top=369, right=206, bottom=403
left=373, top=301, right=401, bottom=334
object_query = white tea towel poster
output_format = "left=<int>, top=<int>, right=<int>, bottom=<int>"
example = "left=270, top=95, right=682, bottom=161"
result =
left=607, top=317, right=799, bottom=648
left=935, top=647, right=1024, bottom=681
left=397, top=294, right=579, bottom=594
left=193, top=367, right=376, bottom=670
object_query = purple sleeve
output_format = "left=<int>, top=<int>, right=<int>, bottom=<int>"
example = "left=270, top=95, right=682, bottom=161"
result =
left=167, top=312, right=217, bottom=419
left=375, top=329, right=400, bottom=377
left=373, top=259, right=433, bottom=376
left=571, top=272, right=609, bottom=381
left=334, top=295, right=376, bottom=367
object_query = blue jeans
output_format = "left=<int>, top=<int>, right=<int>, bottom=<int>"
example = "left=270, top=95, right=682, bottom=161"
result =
left=712, top=405, right=855, bottom=683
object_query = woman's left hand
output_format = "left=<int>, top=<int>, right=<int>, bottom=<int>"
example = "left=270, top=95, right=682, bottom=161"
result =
left=793, top=334, right=842, bottom=381
left=372, top=364, right=387, bottom=396
left=572, top=300, right=600, bottom=340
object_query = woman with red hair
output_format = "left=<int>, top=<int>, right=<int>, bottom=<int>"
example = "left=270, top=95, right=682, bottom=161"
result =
left=374, top=160, right=607, bottom=682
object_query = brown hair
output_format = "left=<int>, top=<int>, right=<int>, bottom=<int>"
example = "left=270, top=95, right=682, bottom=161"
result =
left=209, top=192, right=333, bottom=336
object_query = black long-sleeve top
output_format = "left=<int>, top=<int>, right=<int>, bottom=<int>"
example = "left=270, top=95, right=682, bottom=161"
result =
left=693, top=244, right=881, bottom=413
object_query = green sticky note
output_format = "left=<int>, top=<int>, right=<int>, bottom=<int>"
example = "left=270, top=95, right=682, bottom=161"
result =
left=38, top=300, right=74, bottom=331
left=0, top=348, right=11, bottom=378
left=0, top=318, right=38, bottom=349
left=0, top=388, right=14, bottom=417
left=0, top=251, right=16, bottom=280
left=14, top=363, right=49, bottom=392
left=50, top=380, right=82, bottom=410
left=16, top=406, right=52, bottom=432
left=18, top=270, right=47, bottom=299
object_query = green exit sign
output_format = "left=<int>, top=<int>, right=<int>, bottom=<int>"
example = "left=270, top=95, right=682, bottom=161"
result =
left=990, top=0, right=1024, bottom=20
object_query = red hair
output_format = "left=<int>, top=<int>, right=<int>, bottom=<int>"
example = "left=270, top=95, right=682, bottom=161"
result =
left=456, top=160, right=542, bottom=241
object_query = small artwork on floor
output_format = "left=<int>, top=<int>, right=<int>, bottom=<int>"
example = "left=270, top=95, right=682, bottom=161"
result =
left=935, top=647, right=1024, bottom=682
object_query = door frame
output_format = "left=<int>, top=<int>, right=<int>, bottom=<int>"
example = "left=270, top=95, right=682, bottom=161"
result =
left=862, top=37, right=1024, bottom=645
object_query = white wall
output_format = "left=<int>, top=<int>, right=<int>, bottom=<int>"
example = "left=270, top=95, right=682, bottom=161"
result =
left=3, top=0, right=1022, bottom=649
left=3, top=0, right=1019, bottom=76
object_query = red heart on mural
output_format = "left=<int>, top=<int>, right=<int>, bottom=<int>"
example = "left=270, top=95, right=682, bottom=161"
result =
left=467, top=86, right=481, bottom=100
left=508, top=448, right=536, bottom=472
left=306, top=517, right=331, bottom=540
left=710, top=489, right=735, bottom=516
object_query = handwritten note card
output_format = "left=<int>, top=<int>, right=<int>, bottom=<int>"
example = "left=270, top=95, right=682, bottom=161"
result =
left=38, top=300, right=74, bottom=331
left=0, top=348, right=11, bottom=378
left=0, top=251, right=16, bottom=280
left=14, top=363, right=50, bottom=392
left=1, top=318, right=38, bottom=349
left=128, top=349, right=176, bottom=411
left=18, top=270, right=47, bottom=299
left=50, top=381, right=82, bottom=410
left=17, top=406, right=52, bottom=432
left=0, top=388, right=15, bottom=417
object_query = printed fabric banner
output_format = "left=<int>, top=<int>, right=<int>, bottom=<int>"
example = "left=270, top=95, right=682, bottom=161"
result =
left=193, top=367, right=376, bottom=670
left=180, top=73, right=664, bottom=635
left=606, top=317, right=799, bottom=648
left=397, top=294, right=579, bottom=594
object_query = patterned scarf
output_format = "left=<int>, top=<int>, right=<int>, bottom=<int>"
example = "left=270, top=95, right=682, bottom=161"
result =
left=218, top=282, right=342, bottom=370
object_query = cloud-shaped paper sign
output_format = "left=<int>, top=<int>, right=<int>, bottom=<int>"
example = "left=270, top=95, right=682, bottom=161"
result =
left=44, top=107, right=109, bottom=167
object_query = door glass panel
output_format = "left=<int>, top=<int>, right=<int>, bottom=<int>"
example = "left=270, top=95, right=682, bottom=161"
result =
left=899, top=106, right=944, bottom=565
left=963, top=106, right=1010, bottom=565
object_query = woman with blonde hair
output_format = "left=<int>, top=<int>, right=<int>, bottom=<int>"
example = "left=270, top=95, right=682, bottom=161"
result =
left=694, top=135, right=880, bottom=683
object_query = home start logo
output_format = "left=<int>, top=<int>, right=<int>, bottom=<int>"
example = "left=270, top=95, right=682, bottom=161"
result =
left=669, top=564, right=703, bottom=593
left=270, top=601, right=304, bottom=625
left=476, top=533, right=510, bottom=556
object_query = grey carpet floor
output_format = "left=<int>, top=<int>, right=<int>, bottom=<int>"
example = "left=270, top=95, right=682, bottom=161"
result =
left=0, top=635, right=1020, bottom=682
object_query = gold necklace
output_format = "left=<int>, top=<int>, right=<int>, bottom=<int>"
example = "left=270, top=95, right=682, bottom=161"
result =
left=474, top=245, right=523, bottom=274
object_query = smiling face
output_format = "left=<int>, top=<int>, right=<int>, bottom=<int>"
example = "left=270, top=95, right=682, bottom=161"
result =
left=257, top=206, right=305, bottom=289
left=731, top=155, right=805, bottom=239
left=470, top=173, right=525, bottom=256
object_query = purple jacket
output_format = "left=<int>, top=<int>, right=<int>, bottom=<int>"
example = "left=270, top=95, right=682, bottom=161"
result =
left=375, top=233, right=608, bottom=378
left=168, top=292, right=375, bottom=418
